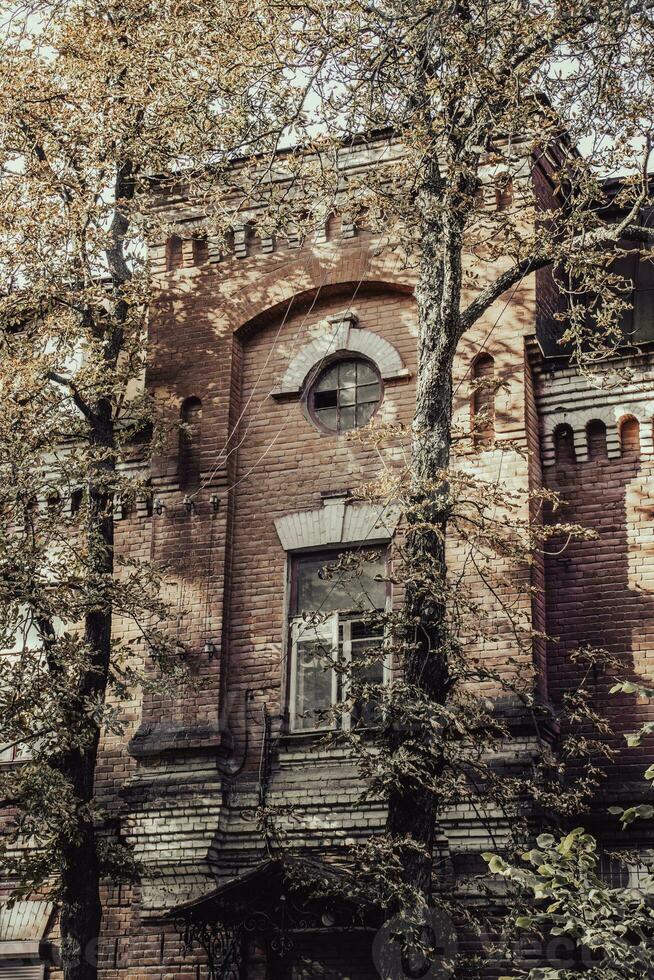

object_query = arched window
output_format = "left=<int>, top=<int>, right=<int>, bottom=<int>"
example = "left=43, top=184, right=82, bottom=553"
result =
left=620, top=416, right=640, bottom=458
left=495, top=177, right=513, bottom=211
left=178, top=397, right=203, bottom=490
left=142, top=479, right=153, bottom=517
left=166, top=235, right=183, bottom=271
left=554, top=424, right=576, bottom=467
left=70, top=488, right=84, bottom=515
left=471, top=353, right=495, bottom=447
left=192, top=235, right=208, bottom=266
left=308, top=358, right=381, bottom=433
left=325, top=213, right=343, bottom=241
left=599, top=852, right=632, bottom=889
left=586, top=419, right=608, bottom=461
left=245, top=222, right=262, bottom=257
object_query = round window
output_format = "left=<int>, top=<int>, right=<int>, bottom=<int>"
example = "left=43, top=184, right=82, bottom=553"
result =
left=309, top=357, right=382, bottom=433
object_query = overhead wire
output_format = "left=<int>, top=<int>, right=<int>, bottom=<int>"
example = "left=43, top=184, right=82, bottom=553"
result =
left=225, top=275, right=369, bottom=496
left=188, top=271, right=329, bottom=499
left=282, top=260, right=536, bottom=694
left=189, top=139, right=397, bottom=499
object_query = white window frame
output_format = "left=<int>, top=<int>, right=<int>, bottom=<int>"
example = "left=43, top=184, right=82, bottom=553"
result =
left=0, top=608, right=61, bottom=765
left=0, top=651, right=34, bottom=765
left=288, top=614, right=339, bottom=734
left=288, top=609, right=389, bottom=734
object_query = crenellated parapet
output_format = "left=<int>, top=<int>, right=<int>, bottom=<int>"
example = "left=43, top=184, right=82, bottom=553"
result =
left=530, top=340, right=654, bottom=467
left=150, top=210, right=362, bottom=276
left=147, top=134, right=406, bottom=276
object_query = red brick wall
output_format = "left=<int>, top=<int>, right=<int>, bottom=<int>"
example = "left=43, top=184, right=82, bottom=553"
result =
left=544, top=433, right=654, bottom=793
left=11, top=171, right=649, bottom=979
left=225, top=287, right=417, bottom=761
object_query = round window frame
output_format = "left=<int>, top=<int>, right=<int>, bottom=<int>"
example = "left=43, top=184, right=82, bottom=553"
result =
left=305, top=353, right=384, bottom=435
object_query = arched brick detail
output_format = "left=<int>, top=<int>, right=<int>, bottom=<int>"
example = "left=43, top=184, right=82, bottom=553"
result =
left=274, top=309, right=408, bottom=397
left=0, top=899, right=54, bottom=940
left=226, top=250, right=415, bottom=338
left=541, top=402, right=654, bottom=466
left=275, top=495, right=401, bottom=551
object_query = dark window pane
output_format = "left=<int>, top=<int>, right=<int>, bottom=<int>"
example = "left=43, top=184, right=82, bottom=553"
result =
left=295, top=554, right=386, bottom=614
left=358, top=382, right=380, bottom=403
left=296, top=558, right=340, bottom=612
left=315, top=407, right=337, bottom=431
left=294, top=636, right=334, bottom=730
left=314, top=389, right=338, bottom=409
left=315, top=364, right=339, bottom=391
left=363, top=561, right=386, bottom=608
left=356, top=403, right=375, bottom=427
left=350, top=619, right=385, bottom=728
left=311, top=358, right=381, bottom=432
left=340, top=385, right=356, bottom=406
left=357, top=362, right=378, bottom=384
left=351, top=700, right=379, bottom=728
left=339, top=361, right=357, bottom=386
left=339, top=406, right=356, bottom=431
left=350, top=614, right=384, bottom=640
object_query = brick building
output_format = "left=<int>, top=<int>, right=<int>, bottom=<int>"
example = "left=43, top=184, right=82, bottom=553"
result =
left=1, top=135, right=654, bottom=979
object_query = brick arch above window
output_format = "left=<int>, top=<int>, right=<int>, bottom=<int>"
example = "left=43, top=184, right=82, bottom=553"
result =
left=273, top=310, right=408, bottom=398
left=274, top=494, right=401, bottom=551
left=619, top=414, right=641, bottom=458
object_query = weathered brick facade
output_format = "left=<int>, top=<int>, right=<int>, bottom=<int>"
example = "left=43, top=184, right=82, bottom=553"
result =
left=2, top=138, right=653, bottom=978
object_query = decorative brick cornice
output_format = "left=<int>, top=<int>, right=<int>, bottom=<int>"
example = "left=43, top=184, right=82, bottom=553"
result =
left=274, top=494, right=400, bottom=551
left=273, top=310, right=408, bottom=398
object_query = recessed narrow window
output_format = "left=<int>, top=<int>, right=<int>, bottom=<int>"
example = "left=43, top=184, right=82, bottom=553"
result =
left=554, top=424, right=576, bottom=467
left=143, top=479, right=154, bottom=517
left=178, top=397, right=203, bottom=490
left=70, top=488, right=84, bottom=514
left=309, top=358, right=381, bottom=433
left=325, top=212, right=343, bottom=240
left=245, top=222, right=262, bottom=256
left=586, top=419, right=608, bottom=461
left=471, top=352, right=495, bottom=447
left=620, top=416, right=640, bottom=458
left=288, top=551, right=387, bottom=732
left=496, top=177, right=513, bottom=210
left=166, top=235, right=183, bottom=271
left=192, top=235, right=208, bottom=266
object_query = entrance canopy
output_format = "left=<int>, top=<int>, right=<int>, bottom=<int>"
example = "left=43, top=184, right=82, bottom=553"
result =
left=167, top=857, right=380, bottom=979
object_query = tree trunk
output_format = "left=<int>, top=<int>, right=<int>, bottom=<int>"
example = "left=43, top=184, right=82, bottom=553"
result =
left=58, top=400, right=115, bottom=980
left=386, top=145, right=467, bottom=901
left=58, top=815, right=103, bottom=980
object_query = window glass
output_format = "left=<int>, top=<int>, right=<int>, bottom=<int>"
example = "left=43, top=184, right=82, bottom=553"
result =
left=294, top=634, right=337, bottom=732
left=290, top=550, right=387, bottom=732
left=310, top=358, right=381, bottom=433
left=599, top=853, right=632, bottom=889
left=344, top=614, right=385, bottom=728
left=0, top=609, right=60, bottom=764
left=293, top=553, right=386, bottom=615
left=315, top=364, right=339, bottom=392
